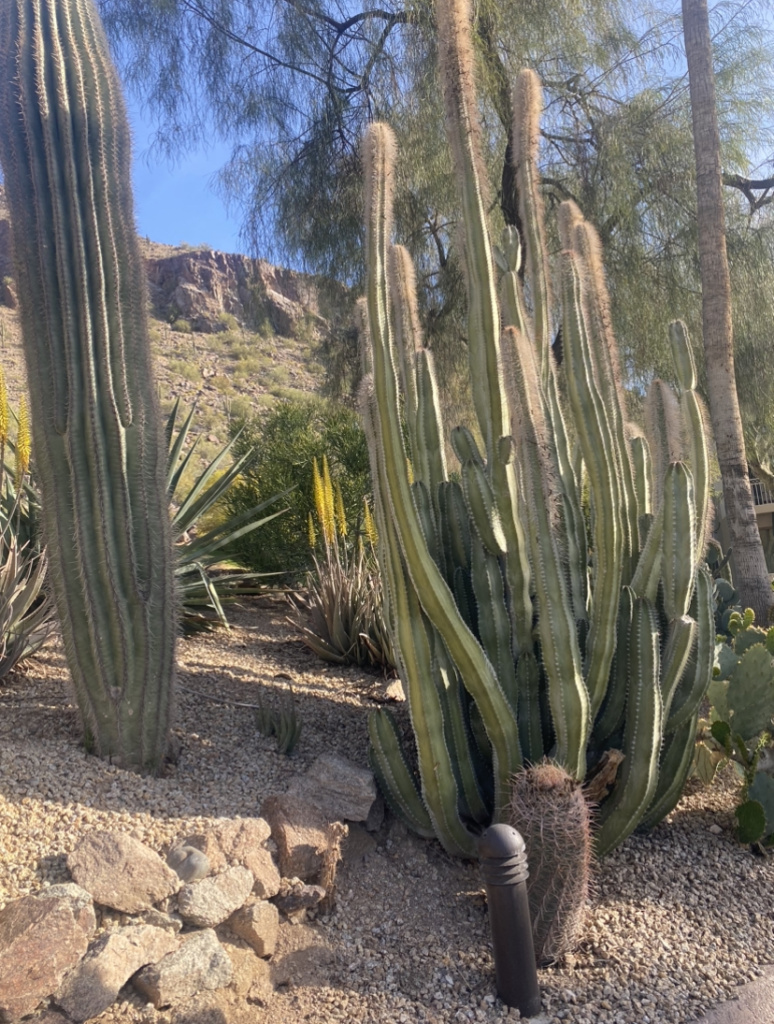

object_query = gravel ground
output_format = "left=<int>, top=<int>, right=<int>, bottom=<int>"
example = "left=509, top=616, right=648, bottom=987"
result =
left=1, top=598, right=773, bottom=1024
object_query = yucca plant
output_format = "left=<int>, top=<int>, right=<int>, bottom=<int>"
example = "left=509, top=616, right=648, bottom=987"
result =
left=166, top=399, right=289, bottom=632
left=292, top=455, right=394, bottom=670
left=0, top=370, right=55, bottom=681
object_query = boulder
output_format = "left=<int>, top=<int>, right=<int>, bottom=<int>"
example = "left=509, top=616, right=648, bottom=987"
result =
left=248, top=847, right=282, bottom=900
left=0, top=895, right=93, bottom=1022
left=182, top=817, right=272, bottom=877
left=132, top=929, right=233, bottom=1008
left=285, top=752, right=379, bottom=824
left=55, top=925, right=179, bottom=1022
left=67, top=831, right=181, bottom=913
left=261, top=795, right=330, bottom=882
left=40, top=884, right=96, bottom=935
left=227, top=900, right=279, bottom=957
left=177, top=866, right=254, bottom=928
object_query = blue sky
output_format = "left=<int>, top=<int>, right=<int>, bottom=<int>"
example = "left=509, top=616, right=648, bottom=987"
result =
left=128, top=98, right=244, bottom=256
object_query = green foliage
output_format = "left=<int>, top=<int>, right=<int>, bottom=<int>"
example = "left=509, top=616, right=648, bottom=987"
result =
left=171, top=318, right=193, bottom=334
left=224, top=397, right=371, bottom=577
left=166, top=400, right=288, bottom=632
left=698, top=614, right=774, bottom=845
left=100, top=0, right=774, bottom=440
left=361, top=3, right=715, bottom=859
left=0, top=0, right=176, bottom=773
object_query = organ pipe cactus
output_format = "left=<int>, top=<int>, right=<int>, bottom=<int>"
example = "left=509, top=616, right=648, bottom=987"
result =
left=360, top=0, right=714, bottom=857
left=0, top=0, right=176, bottom=772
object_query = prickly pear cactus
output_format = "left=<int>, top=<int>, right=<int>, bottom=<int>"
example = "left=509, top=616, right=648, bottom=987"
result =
left=508, top=762, right=591, bottom=964
left=700, top=613, right=774, bottom=845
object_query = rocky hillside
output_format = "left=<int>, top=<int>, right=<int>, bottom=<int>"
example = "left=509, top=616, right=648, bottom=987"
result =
left=0, top=185, right=349, bottom=467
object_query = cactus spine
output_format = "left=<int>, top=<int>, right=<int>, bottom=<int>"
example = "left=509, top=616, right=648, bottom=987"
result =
left=0, top=0, right=176, bottom=772
left=360, top=0, right=713, bottom=858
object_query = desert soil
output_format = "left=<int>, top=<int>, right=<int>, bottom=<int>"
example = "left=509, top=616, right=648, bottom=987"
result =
left=1, top=599, right=773, bottom=1024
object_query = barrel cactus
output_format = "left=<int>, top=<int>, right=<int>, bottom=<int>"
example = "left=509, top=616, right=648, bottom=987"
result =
left=361, top=0, right=714, bottom=858
left=0, top=0, right=176, bottom=772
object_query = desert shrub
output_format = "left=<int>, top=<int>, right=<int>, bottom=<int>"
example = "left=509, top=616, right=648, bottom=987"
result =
left=292, top=459, right=394, bottom=670
left=171, top=318, right=193, bottom=333
left=224, top=396, right=371, bottom=576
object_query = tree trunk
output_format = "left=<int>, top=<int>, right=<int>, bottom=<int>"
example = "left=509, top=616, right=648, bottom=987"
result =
left=682, top=0, right=773, bottom=622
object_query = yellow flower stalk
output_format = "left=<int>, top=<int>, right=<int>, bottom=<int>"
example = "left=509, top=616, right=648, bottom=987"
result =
left=15, top=394, right=30, bottom=484
left=334, top=481, right=347, bottom=538
left=363, top=498, right=378, bottom=546
left=320, top=454, right=335, bottom=545
left=308, top=510, right=317, bottom=549
left=0, top=365, right=8, bottom=445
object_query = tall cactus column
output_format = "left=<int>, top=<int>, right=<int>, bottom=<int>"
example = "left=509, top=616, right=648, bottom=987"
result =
left=0, top=0, right=176, bottom=772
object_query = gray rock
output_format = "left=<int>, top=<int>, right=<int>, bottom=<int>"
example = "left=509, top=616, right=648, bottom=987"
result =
left=55, top=925, right=179, bottom=1022
left=67, top=831, right=181, bottom=914
left=0, top=895, right=93, bottom=1022
left=273, top=879, right=326, bottom=917
left=261, top=794, right=328, bottom=881
left=177, top=865, right=254, bottom=928
left=124, top=907, right=183, bottom=933
left=285, top=752, right=379, bottom=824
left=132, top=929, right=233, bottom=1008
left=166, top=844, right=210, bottom=882
left=227, top=900, right=279, bottom=957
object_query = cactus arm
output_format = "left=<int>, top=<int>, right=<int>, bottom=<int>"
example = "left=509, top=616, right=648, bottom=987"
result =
left=491, top=444, right=534, bottom=655
left=0, top=0, right=175, bottom=771
left=414, top=349, right=448, bottom=505
left=571, top=217, right=639, bottom=575
left=434, top=642, right=492, bottom=824
left=631, top=502, right=664, bottom=603
left=640, top=712, right=700, bottom=830
left=439, top=480, right=472, bottom=577
left=561, top=252, right=623, bottom=717
left=436, top=0, right=507, bottom=460
left=388, top=244, right=421, bottom=451
left=368, top=710, right=436, bottom=838
left=662, top=462, right=697, bottom=619
left=593, top=587, right=635, bottom=746
left=470, top=536, right=519, bottom=712
left=516, top=650, right=545, bottom=764
left=502, top=325, right=589, bottom=778
left=363, top=123, right=520, bottom=813
left=660, top=615, right=697, bottom=723
left=462, top=458, right=507, bottom=556
left=595, top=597, right=663, bottom=856
left=670, top=322, right=710, bottom=562
left=512, top=70, right=552, bottom=377
left=362, top=390, right=476, bottom=856
left=667, top=567, right=715, bottom=731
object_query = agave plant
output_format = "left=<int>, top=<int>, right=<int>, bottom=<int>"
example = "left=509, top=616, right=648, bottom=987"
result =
left=0, top=374, right=55, bottom=680
left=292, top=456, right=394, bottom=670
left=166, top=399, right=289, bottom=632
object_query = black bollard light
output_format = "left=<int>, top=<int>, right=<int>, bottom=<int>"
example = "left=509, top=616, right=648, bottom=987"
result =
left=479, top=823, right=542, bottom=1017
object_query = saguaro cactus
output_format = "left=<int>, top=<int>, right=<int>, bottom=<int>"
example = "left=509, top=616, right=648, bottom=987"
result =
left=361, top=0, right=714, bottom=857
left=0, top=0, right=176, bottom=772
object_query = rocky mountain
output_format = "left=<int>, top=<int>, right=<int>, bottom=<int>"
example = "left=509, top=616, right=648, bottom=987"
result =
left=0, top=184, right=346, bottom=340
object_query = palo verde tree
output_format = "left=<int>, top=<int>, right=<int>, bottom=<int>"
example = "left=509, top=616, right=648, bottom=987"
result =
left=97, top=3, right=774, bottom=435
